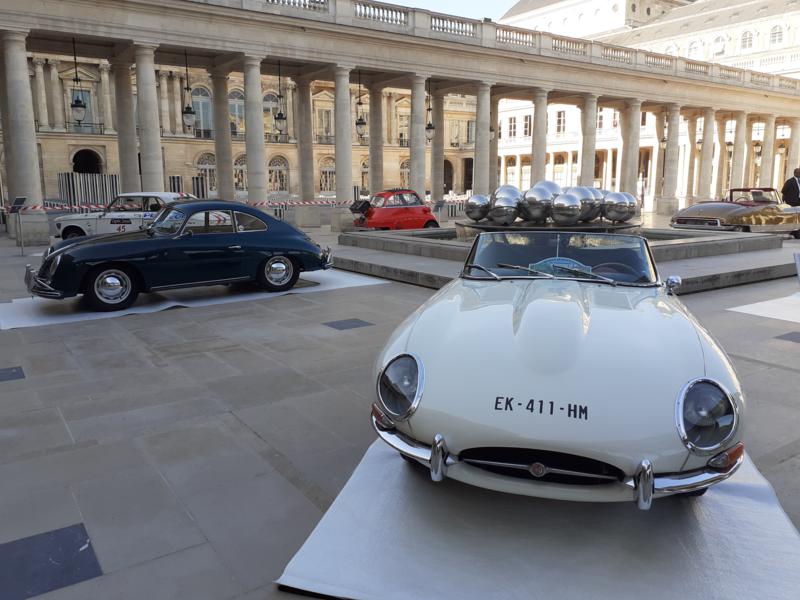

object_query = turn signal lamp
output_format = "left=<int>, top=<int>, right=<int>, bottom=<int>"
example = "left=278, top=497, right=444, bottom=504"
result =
left=708, top=442, right=745, bottom=471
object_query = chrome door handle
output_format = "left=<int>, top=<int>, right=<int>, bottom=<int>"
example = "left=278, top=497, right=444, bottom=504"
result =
left=228, top=245, right=242, bottom=250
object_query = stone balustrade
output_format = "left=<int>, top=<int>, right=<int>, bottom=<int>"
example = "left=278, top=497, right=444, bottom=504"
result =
left=353, top=1, right=407, bottom=27
left=496, top=26, right=535, bottom=48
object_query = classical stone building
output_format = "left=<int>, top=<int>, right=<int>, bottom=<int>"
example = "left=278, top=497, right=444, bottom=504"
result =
left=1, top=0, right=799, bottom=243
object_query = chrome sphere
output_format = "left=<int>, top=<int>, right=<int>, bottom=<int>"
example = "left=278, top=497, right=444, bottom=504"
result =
left=491, top=185, right=522, bottom=205
left=603, top=192, right=634, bottom=222
left=620, top=192, right=639, bottom=221
left=584, top=188, right=605, bottom=221
left=568, top=186, right=597, bottom=222
left=521, top=185, right=553, bottom=222
left=465, top=194, right=491, bottom=222
left=551, top=192, right=582, bottom=226
left=532, top=180, right=562, bottom=200
left=489, top=194, right=520, bottom=226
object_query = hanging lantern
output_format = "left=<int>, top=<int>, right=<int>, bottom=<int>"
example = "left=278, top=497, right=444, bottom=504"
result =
left=70, top=38, right=86, bottom=124
left=182, top=50, right=196, bottom=129
left=425, top=78, right=435, bottom=142
left=356, top=115, right=367, bottom=137
left=275, top=110, right=288, bottom=133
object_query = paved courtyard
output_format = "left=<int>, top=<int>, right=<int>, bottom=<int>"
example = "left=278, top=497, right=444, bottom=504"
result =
left=0, top=232, right=799, bottom=598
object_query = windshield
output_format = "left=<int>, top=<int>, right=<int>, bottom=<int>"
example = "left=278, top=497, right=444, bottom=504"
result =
left=151, top=208, right=186, bottom=234
left=729, top=189, right=781, bottom=203
left=464, top=232, right=658, bottom=285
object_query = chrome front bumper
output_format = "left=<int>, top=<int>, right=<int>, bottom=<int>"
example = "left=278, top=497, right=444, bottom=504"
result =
left=321, top=247, right=334, bottom=269
left=371, top=411, right=744, bottom=511
left=24, top=265, right=64, bottom=299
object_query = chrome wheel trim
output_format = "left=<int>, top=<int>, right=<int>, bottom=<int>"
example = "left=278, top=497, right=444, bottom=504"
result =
left=265, top=257, right=293, bottom=286
left=94, top=269, right=132, bottom=304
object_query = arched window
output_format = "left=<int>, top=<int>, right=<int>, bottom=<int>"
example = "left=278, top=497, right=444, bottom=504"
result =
left=234, top=154, right=247, bottom=191
left=229, top=90, right=245, bottom=136
left=741, top=31, right=753, bottom=50
left=191, top=88, right=213, bottom=137
left=72, top=149, right=103, bottom=174
left=687, top=41, right=701, bottom=59
left=665, top=44, right=677, bottom=55
left=713, top=36, right=726, bottom=56
left=400, top=159, right=411, bottom=189
left=770, top=26, right=783, bottom=46
left=320, top=157, right=336, bottom=192
left=196, top=152, right=217, bottom=192
left=360, top=159, right=370, bottom=193
left=263, top=92, right=281, bottom=135
left=269, top=156, right=290, bottom=192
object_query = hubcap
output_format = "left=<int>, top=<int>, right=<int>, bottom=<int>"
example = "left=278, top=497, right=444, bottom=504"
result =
left=265, top=257, right=293, bottom=286
left=94, top=269, right=131, bottom=304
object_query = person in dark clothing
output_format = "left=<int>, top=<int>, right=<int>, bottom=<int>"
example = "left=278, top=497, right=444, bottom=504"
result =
left=780, top=168, right=800, bottom=206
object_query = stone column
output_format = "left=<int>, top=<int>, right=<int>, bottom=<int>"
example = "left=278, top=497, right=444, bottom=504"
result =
left=531, top=88, right=548, bottom=184
left=658, top=104, right=681, bottom=214
left=171, top=73, right=184, bottom=134
left=134, top=46, right=164, bottom=192
left=621, top=99, right=642, bottom=195
left=685, top=115, right=697, bottom=201
left=244, top=56, right=267, bottom=201
left=32, top=58, right=50, bottom=131
left=654, top=111, right=665, bottom=196
left=489, top=96, right=499, bottom=191
left=744, top=120, right=755, bottom=186
left=286, top=82, right=296, bottom=141
left=368, top=83, right=384, bottom=193
left=473, top=82, right=491, bottom=195
left=696, top=108, right=716, bottom=200
left=296, top=78, right=315, bottom=200
left=729, top=112, right=747, bottom=189
left=785, top=117, right=800, bottom=180
left=409, top=75, right=427, bottom=198
left=99, top=62, right=115, bottom=133
left=579, top=93, right=598, bottom=187
left=500, top=156, right=507, bottom=185
left=47, top=60, right=65, bottom=131
left=516, top=154, right=523, bottom=189
left=715, top=116, right=727, bottom=198
left=112, top=62, right=141, bottom=193
left=334, top=66, right=353, bottom=203
left=211, top=70, right=234, bottom=199
left=759, top=115, right=777, bottom=187
left=158, top=70, right=170, bottom=134
left=431, top=92, right=445, bottom=203
left=0, top=43, right=17, bottom=202
left=2, top=31, right=43, bottom=205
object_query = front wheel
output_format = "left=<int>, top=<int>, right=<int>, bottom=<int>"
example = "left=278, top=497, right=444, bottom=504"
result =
left=257, top=256, right=300, bottom=292
left=83, top=265, right=139, bottom=311
left=424, top=220, right=440, bottom=229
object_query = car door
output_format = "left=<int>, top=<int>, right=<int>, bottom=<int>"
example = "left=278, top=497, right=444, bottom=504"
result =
left=233, top=210, right=270, bottom=277
left=99, top=196, right=145, bottom=235
left=168, top=209, right=248, bottom=285
left=383, top=194, right=406, bottom=229
left=402, top=192, right=430, bottom=228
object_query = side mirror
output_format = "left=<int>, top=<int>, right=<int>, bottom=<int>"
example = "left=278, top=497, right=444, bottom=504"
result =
left=666, top=275, right=682, bottom=295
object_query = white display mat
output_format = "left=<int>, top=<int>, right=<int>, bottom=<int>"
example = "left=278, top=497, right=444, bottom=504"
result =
left=278, top=442, right=800, bottom=600
left=0, top=270, right=386, bottom=330
left=729, top=292, right=800, bottom=325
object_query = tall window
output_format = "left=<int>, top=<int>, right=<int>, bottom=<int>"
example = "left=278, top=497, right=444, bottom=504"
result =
left=316, top=108, right=333, bottom=142
left=523, top=115, right=532, bottom=137
left=196, top=152, right=217, bottom=192
left=556, top=111, right=566, bottom=134
left=234, top=154, right=247, bottom=191
left=361, top=159, right=370, bottom=192
left=192, top=88, right=213, bottom=136
left=320, top=157, right=335, bottom=192
left=597, top=109, right=604, bottom=130
left=713, top=36, right=726, bottom=56
left=770, top=26, right=783, bottom=46
left=509, top=117, right=517, bottom=138
left=467, top=120, right=476, bottom=144
left=229, top=90, right=245, bottom=136
left=741, top=31, right=753, bottom=50
left=640, top=112, right=647, bottom=127
left=263, top=92, right=281, bottom=134
left=269, top=156, right=289, bottom=192
left=400, top=159, right=411, bottom=188
left=687, top=41, right=701, bottom=59
left=399, top=114, right=410, bottom=146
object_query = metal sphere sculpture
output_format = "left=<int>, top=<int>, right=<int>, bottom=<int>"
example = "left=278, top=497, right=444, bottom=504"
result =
left=603, top=192, right=633, bottom=222
left=620, top=192, right=639, bottom=221
left=489, top=186, right=522, bottom=226
left=465, top=194, right=491, bottom=222
left=521, top=185, right=553, bottom=223
left=568, top=186, right=597, bottom=223
left=533, top=180, right=562, bottom=200
left=551, top=192, right=582, bottom=226
left=584, top=187, right=605, bottom=221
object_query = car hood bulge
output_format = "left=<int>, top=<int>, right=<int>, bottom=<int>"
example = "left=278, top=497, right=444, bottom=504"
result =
left=674, top=202, right=751, bottom=219
left=402, top=279, right=705, bottom=471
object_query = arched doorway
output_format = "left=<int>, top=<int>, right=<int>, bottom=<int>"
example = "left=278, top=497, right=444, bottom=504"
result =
left=72, top=149, right=102, bottom=174
left=443, top=160, right=454, bottom=193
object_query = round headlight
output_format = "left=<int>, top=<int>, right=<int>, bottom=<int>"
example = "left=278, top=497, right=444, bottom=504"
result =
left=47, top=254, right=62, bottom=278
left=677, top=379, right=737, bottom=453
left=377, top=354, right=423, bottom=421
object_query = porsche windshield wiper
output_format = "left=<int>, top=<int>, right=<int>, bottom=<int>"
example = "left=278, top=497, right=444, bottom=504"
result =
left=552, top=264, right=617, bottom=286
left=496, top=263, right=555, bottom=278
left=464, top=263, right=501, bottom=280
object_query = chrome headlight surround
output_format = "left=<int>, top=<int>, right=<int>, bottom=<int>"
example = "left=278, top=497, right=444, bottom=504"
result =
left=376, top=353, right=424, bottom=422
left=676, top=378, right=739, bottom=454
left=46, top=254, right=63, bottom=279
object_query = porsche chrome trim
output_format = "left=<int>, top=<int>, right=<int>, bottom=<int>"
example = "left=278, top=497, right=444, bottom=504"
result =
left=675, top=378, right=740, bottom=455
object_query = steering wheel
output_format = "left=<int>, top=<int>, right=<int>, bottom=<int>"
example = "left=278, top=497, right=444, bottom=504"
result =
left=592, top=262, right=641, bottom=277
left=734, top=196, right=750, bottom=202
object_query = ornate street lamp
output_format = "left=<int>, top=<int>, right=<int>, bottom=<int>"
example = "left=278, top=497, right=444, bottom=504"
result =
left=355, top=70, right=367, bottom=139
left=275, top=61, right=288, bottom=134
left=70, top=38, right=87, bottom=124
left=489, top=126, right=496, bottom=141
left=181, top=50, right=196, bottom=130
left=659, top=136, right=667, bottom=151
left=778, top=141, right=787, bottom=154
left=425, top=78, right=435, bottom=142
left=695, top=138, right=702, bottom=152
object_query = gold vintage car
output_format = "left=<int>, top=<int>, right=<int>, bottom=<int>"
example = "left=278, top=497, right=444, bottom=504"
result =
left=670, top=188, right=800, bottom=238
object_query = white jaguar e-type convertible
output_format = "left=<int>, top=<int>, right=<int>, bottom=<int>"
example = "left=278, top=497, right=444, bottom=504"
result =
left=371, top=231, right=745, bottom=510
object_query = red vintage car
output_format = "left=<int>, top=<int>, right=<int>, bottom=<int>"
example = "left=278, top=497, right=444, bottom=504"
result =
left=351, top=189, right=439, bottom=230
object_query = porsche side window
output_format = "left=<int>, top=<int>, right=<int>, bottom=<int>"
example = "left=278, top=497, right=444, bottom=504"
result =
left=184, top=210, right=235, bottom=234
left=235, top=211, right=268, bottom=232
